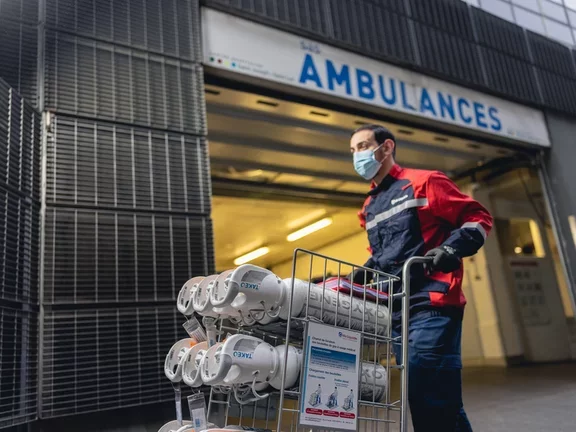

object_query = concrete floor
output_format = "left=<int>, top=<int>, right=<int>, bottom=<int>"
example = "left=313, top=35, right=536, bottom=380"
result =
left=457, top=362, right=576, bottom=431
left=355, top=362, right=576, bottom=431
left=43, top=362, right=576, bottom=431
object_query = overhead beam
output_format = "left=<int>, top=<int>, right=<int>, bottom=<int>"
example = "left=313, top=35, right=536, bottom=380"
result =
left=207, top=101, right=352, bottom=137
left=211, top=157, right=362, bottom=183
left=208, top=103, right=482, bottom=161
left=209, top=130, right=351, bottom=161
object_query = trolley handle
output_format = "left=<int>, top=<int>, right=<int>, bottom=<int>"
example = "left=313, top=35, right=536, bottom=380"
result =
left=400, top=256, right=433, bottom=432
left=402, top=256, right=434, bottom=290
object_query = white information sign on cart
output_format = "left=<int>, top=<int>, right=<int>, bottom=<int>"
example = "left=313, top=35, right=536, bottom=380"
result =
left=299, top=321, right=362, bottom=431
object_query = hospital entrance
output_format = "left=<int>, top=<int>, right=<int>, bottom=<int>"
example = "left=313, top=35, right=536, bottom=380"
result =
left=206, top=81, right=575, bottom=369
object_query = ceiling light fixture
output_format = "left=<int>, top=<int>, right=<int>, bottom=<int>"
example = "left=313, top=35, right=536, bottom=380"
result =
left=397, top=129, right=414, bottom=135
left=309, top=110, right=329, bottom=117
left=233, top=247, right=270, bottom=266
left=257, top=100, right=279, bottom=107
left=286, top=209, right=327, bottom=230
left=287, top=218, right=333, bottom=242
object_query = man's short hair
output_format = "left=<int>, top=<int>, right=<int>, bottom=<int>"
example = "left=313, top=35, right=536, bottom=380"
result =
left=352, top=124, right=396, bottom=157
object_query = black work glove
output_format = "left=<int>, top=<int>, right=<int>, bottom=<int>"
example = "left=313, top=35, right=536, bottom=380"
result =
left=349, top=268, right=373, bottom=285
left=425, top=245, right=462, bottom=274
left=347, top=258, right=375, bottom=285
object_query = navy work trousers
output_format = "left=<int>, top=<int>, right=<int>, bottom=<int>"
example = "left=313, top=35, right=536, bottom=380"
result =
left=392, top=310, right=473, bottom=432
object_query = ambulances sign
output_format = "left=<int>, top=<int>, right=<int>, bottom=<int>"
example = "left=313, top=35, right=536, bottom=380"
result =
left=202, top=8, right=551, bottom=147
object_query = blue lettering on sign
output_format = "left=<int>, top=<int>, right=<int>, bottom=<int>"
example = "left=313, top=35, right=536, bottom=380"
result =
left=489, top=107, right=502, bottom=131
left=474, top=102, right=487, bottom=129
left=419, top=88, right=436, bottom=116
left=233, top=351, right=253, bottom=359
left=296, top=55, right=503, bottom=132
left=378, top=76, right=396, bottom=105
left=400, top=82, right=416, bottom=111
left=240, top=282, right=259, bottom=290
left=458, top=98, right=472, bottom=124
left=438, top=93, right=455, bottom=121
left=326, top=60, right=351, bottom=95
left=356, top=68, right=375, bottom=100
left=299, top=53, right=323, bottom=88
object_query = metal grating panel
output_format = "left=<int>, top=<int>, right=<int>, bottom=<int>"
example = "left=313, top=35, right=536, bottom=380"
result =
left=41, top=306, right=186, bottom=418
left=23, top=103, right=42, bottom=202
left=472, top=7, right=530, bottom=61
left=0, top=18, right=39, bottom=103
left=45, top=116, right=210, bottom=212
left=207, top=0, right=333, bottom=38
left=0, top=188, right=40, bottom=305
left=0, top=87, right=42, bottom=200
left=409, top=0, right=474, bottom=40
left=44, top=32, right=206, bottom=134
left=39, top=0, right=211, bottom=421
left=42, top=207, right=213, bottom=304
left=480, top=47, right=540, bottom=104
left=413, top=21, right=484, bottom=86
left=329, top=0, right=414, bottom=64
left=0, top=306, right=38, bottom=428
left=0, top=78, right=41, bottom=306
left=0, top=0, right=39, bottom=24
left=207, top=0, right=414, bottom=64
left=528, top=31, right=576, bottom=79
left=536, top=68, right=576, bottom=115
left=472, top=9, right=541, bottom=104
left=45, top=0, right=201, bottom=61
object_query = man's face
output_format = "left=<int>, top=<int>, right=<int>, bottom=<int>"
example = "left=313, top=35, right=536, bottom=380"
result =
left=350, top=129, right=379, bottom=155
left=350, top=130, right=393, bottom=162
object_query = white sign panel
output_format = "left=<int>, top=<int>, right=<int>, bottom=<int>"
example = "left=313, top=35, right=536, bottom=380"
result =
left=508, top=259, right=552, bottom=327
left=202, top=8, right=551, bottom=147
left=299, top=322, right=361, bottom=431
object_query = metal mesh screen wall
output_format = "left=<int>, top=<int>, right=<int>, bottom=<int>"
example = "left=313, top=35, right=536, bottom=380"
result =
left=1, top=0, right=212, bottom=424
left=0, top=307, right=38, bottom=429
left=38, top=0, right=212, bottom=420
left=0, top=1, right=39, bottom=103
left=44, top=32, right=205, bottom=134
left=41, top=305, right=181, bottom=418
left=44, top=118, right=210, bottom=213
left=42, top=208, right=211, bottom=304
left=329, top=0, right=414, bottom=64
left=0, top=77, right=41, bottom=428
left=45, top=0, right=200, bottom=61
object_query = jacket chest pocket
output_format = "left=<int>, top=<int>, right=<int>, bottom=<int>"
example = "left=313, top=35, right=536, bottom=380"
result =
left=367, top=209, right=418, bottom=258
left=381, top=210, right=414, bottom=243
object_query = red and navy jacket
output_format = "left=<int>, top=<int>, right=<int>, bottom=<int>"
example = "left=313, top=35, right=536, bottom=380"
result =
left=358, top=164, right=493, bottom=314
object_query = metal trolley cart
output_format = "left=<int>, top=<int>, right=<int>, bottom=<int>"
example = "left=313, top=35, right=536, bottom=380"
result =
left=163, top=249, right=429, bottom=432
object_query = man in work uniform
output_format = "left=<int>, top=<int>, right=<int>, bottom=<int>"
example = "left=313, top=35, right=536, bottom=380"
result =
left=349, top=124, right=493, bottom=431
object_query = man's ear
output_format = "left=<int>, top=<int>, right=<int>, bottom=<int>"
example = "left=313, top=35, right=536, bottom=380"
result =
left=383, top=138, right=395, bottom=157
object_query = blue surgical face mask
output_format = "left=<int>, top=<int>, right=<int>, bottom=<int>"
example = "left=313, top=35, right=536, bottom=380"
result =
left=353, top=145, right=383, bottom=180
